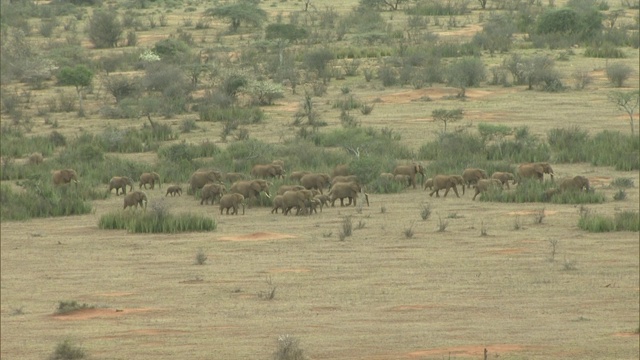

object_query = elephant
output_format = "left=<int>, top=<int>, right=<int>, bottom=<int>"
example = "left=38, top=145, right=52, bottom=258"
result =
left=123, top=191, right=147, bottom=209
left=281, top=189, right=315, bottom=215
left=108, top=176, right=134, bottom=195
left=52, top=169, right=79, bottom=187
left=491, top=172, right=516, bottom=189
left=230, top=179, right=271, bottom=204
left=28, top=152, right=43, bottom=165
left=329, top=181, right=370, bottom=207
left=542, top=188, right=560, bottom=201
left=393, top=163, right=425, bottom=189
left=277, top=184, right=306, bottom=195
left=201, top=183, right=227, bottom=205
left=379, top=172, right=395, bottom=182
left=139, top=172, right=161, bottom=190
left=423, top=178, right=434, bottom=191
left=558, top=176, right=590, bottom=192
left=219, top=193, right=245, bottom=215
left=289, top=171, right=311, bottom=182
left=271, top=195, right=285, bottom=214
left=301, top=198, right=322, bottom=215
left=517, top=162, right=554, bottom=183
left=271, top=159, right=285, bottom=169
left=165, top=185, right=183, bottom=197
left=394, top=174, right=411, bottom=187
left=224, top=172, right=246, bottom=183
left=189, top=170, right=222, bottom=193
left=472, top=179, right=503, bottom=200
left=462, top=168, right=488, bottom=189
left=331, top=164, right=351, bottom=178
left=314, top=194, right=330, bottom=211
left=300, top=173, right=331, bottom=194
left=251, top=164, right=285, bottom=179
left=429, top=175, right=465, bottom=198
left=331, top=175, right=359, bottom=187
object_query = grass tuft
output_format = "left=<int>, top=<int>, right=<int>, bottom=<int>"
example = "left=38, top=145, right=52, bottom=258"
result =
left=55, top=301, right=94, bottom=315
left=98, top=209, right=216, bottom=233
left=49, top=339, right=86, bottom=360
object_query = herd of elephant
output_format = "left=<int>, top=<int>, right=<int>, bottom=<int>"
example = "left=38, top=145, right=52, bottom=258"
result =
left=49, top=160, right=591, bottom=215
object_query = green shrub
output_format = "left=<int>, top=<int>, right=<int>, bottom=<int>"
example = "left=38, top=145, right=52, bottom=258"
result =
left=333, top=94, right=363, bottom=111
left=606, top=62, right=633, bottom=87
left=158, top=140, right=220, bottom=163
left=547, top=126, right=590, bottom=163
left=480, top=180, right=604, bottom=204
left=265, top=23, right=308, bottom=42
left=0, top=131, right=60, bottom=157
left=370, top=177, right=406, bottom=194
left=199, top=105, right=264, bottom=124
left=55, top=300, right=93, bottom=315
left=1, top=181, right=93, bottom=220
left=405, top=0, right=469, bottom=16
left=590, top=131, right=639, bottom=170
left=584, top=45, right=626, bottom=58
left=88, top=10, right=122, bottom=48
left=611, top=177, right=634, bottom=188
left=312, top=127, right=413, bottom=160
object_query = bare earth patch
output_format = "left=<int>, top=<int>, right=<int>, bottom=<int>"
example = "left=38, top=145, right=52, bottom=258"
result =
left=613, top=332, right=640, bottom=337
left=51, top=308, right=155, bottom=320
left=266, top=268, right=311, bottom=273
left=388, top=304, right=437, bottom=311
left=406, top=344, right=527, bottom=358
left=218, top=232, right=296, bottom=241
left=508, top=210, right=558, bottom=216
left=95, top=292, right=134, bottom=297
left=488, top=248, right=529, bottom=255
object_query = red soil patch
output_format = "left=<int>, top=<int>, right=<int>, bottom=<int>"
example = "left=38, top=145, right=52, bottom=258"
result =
left=508, top=210, right=558, bottom=216
left=52, top=308, right=154, bottom=320
left=128, top=329, right=188, bottom=335
left=407, top=344, right=526, bottom=358
left=589, top=176, right=612, bottom=187
left=613, top=332, right=640, bottom=337
left=437, top=24, right=484, bottom=39
left=218, top=232, right=296, bottom=241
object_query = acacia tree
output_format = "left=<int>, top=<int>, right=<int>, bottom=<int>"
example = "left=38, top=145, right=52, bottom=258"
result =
left=608, top=91, right=639, bottom=136
left=432, top=108, right=463, bottom=133
left=205, top=1, right=267, bottom=32
left=87, top=10, right=122, bottom=48
left=57, top=65, right=93, bottom=117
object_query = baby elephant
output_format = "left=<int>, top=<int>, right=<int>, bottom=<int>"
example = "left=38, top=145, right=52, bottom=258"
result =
left=165, top=185, right=183, bottom=197
left=201, top=183, right=226, bottom=205
left=472, top=179, right=503, bottom=200
left=123, top=191, right=148, bottom=209
left=423, top=178, right=434, bottom=191
left=219, top=193, right=245, bottom=215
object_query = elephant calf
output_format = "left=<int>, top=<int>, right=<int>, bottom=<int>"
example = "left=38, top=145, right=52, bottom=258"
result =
left=165, top=185, right=183, bottom=197
left=462, top=168, right=488, bottom=189
left=201, top=183, right=226, bottom=205
left=271, top=195, right=285, bottom=214
left=558, top=176, right=590, bottom=192
left=423, top=178, right=434, bottom=191
left=491, top=172, right=516, bottom=189
left=429, top=175, right=465, bottom=198
left=108, top=176, right=134, bottom=196
left=124, top=191, right=147, bottom=209
left=472, top=179, right=503, bottom=200
left=219, top=193, right=245, bottom=215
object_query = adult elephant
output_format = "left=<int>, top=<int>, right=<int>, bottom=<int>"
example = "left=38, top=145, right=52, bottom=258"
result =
left=219, top=193, right=245, bottom=215
left=224, top=172, right=245, bottom=183
left=201, top=183, right=227, bottom=205
left=429, top=175, right=465, bottom=198
left=300, top=173, right=331, bottom=194
left=123, top=191, right=147, bottom=209
left=277, top=184, right=306, bottom=195
left=558, top=176, right=590, bottom=192
left=189, top=170, right=221, bottom=193
left=251, top=164, right=285, bottom=179
left=329, top=181, right=369, bottom=207
left=108, top=176, right=134, bottom=195
left=52, top=169, right=79, bottom=187
left=230, top=180, right=271, bottom=204
left=331, top=164, right=351, bottom=178
left=331, top=175, right=359, bottom=187
left=462, top=168, right=488, bottom=189
left=281, top=189, right=315, bottom=215
left=28, top=152, right=44, bottom=165
left=491, top=172, right=516, bottom=189
left=289, top=171, right=311, bottom=182
left=139, top=172, right=161, bottom=190
left=517, top=162, right=554, bottom=183
left=472, top=179, right=503, bottom=200
left=393, top=163, right=425, bottom=189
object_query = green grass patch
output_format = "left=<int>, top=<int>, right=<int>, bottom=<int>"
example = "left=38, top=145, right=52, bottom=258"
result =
left=98, top=209, right=216, bottom=233
left=55, top=300, right=94, bottom=315
left=578, top=210, right=639, bottom=232
left=0, top=129, right=64, bottom=158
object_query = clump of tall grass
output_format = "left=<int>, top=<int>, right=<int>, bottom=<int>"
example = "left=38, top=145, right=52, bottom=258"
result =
left=0, top=129, right=62, bottom=157
left=611, top=177, right=634, bottom=188
left=49, top=339, right=87, bottom=360
left=480, top=180, right=604, bottom=204
left=98, top=207, right=216, bottom=233
left=55, top=301, right=94, bottom=315
left=578, top=209, right=639, bottom=232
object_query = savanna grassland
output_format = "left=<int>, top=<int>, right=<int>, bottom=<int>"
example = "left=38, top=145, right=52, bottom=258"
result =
left=1, top=0, right=639, bottom=359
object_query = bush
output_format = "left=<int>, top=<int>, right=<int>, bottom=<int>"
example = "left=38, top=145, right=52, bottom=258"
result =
left=55, top=300, right=93, bottom=315
left=158, top=140, right=220, bottom=163
left=547, top=126, right=590, bottom=163
left=303, top=48, right=334, bottom=80
left=265, top=23, right=308, bottom=42
left=49, top=339, right=87, bottom=360
left=611, top=177, right=634, bottom=188
left=480, top=180, right=604, bottom=204
left=446, top=57, right=486, bottom=90
left=606, top=62, right=633, bottom=87
left=1, top=180, right=94, bottom=220
left=405, top=0, right=469, bottom=16
left=199, top=105, right=264, bottom=124
left=584, top=45, right=626, bottom=59
left=87, top=10, right=122, bottom=48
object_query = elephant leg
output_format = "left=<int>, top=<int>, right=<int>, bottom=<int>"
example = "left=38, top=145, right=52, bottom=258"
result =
left=473, top=189, right=479, bottom=201
left=451, top=185, right=460, bottom=197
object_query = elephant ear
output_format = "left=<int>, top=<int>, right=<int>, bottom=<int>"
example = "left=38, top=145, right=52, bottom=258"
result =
left=251, top=181, right=261, bottom=191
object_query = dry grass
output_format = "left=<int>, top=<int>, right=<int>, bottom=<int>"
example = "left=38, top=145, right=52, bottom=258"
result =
left=1, top=0, right=639, bottom=359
